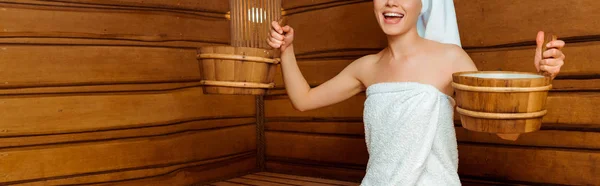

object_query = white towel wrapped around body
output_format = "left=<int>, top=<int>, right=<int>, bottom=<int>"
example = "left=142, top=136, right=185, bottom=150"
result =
left=360, top=82, right=460, bottom=186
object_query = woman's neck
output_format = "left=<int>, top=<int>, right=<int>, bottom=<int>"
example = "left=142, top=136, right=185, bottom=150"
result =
left=385, top=29, right=426, bottom=60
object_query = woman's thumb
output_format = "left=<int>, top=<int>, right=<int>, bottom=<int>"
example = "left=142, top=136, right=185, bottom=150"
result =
left=536, top=31, right=545, bottom=53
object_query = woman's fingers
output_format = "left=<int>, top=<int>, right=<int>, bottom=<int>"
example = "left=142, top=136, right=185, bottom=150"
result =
left=540, top=58, right=564, bottom=67
left=271, top=30, right=285, bottom=41
left=267, top=38, right=281, bottom=48
left=271, top=21, right=283, bottom=34
left=546, top=40, right=565, bottom=49
left=543, top=48, right=566, bottom=59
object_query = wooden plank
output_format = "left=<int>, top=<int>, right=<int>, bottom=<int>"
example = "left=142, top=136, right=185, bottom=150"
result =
left=0, top=3, right=229, bottom=45
left=39, top=0, right=229, bottom=12
left=544, top=92, right=600, bottom=125
left=0, top=117, right=255, bottom=149
left=458, top=144, right=600, bottom=185
left=0, top=45, right=200, bottom=88
left=272, top=60, right=353, bottom=89
left=282, top=0, right=344, bottom=9
left=265, top=92, right=600, bottom=126
left=0, top=38, right=218, bottom=48
left=20, top=153, right=256, bottom=186
left=225, top=178, right=290, bottom=186
left=271, top=44, right=599, bottom=92
left=266, top=121, right=600, bottom=150
left=0, top=82, right=202, bottom=96
left=0, top=87, right=255, bottom=136
left=265, top=161, right=526, bottom=186
left=285, top=2, right=387, bottom=56
left=468, top=41, right=600, bottom=77
left=266, top=121, right=364, bottom=136
left=265, top=132, right=368, bottom=165
left=254, top=172, right=360, bottom=186
left=265, top=131, right=600, bottom=185
left=210, top=182, right=249, bottom=186
left=456, top=127, right=600, bottom=150
left=282, top=0, right=368, bottom=16
left=0, top=125, right=256, bottom=184
left=265, top=161, right=364, bottom=184
left=284, top=0, right=600, bottom=50
left=265, top=94, right=365, bottom=118
left=241, top=174, right=335, bottom=186
left=454, top=0, right=600, bottom=47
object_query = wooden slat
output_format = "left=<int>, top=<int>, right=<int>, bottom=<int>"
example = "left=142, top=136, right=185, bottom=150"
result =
left=265, top=161, right=364, bottom=184
left=266, top=121, right=600, bottom=150
left=265, top=94, right=365, bottom=118
left=458, top=144, right=600, bottom=185
left=0, top=125, right=256, bottom=184
left=241, top=174, right=334, bottom=186
left=282, top=0, right=344, bottom=9
left=270, top=43, right=600, bottom=92
left=265, top=162, right=526, bottom=186
left=254, top=172, right=359, bottom=186
left=0, top=87, right=255, bottom=136
left=285, top=2, right=387, bottom=56
left=282, top=0, right=368, bottom=16
left=266, top=92, right=600, bottom=126
left=456, top=127, right=600, bottom=150
left=0, top=45, right=200, bottom=88
left=0, top=3, right=229, bottom=45
left=225, top=178, right=291, bottom=186
left=272, top=59, right=352, bottom=89
left=211, top=182, right=249, bottom=186
left=0, top=38, right=218, bottom=48
left=40, top=0, right=229, bottom=12
left=284, top=0, right=600, bottom=50
left=264, top=132, right=600, bottom=185
left=266, top=121, right=364, bottom=136
left=0, top=117, right=254, bottom=149
left=20, top=152, right=256, bottom=186
left=0, top=82, right=202, bottom=96
left=468, top=41, right=600, bottom=77
left=265, top=132, right=367, bottom=165
left=454, top=0, right=600, bottom=47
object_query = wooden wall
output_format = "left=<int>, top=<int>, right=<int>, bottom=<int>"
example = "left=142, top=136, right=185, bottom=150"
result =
left=264, top=0, right=600, bottom=185
left=0, top=1, right=259, bottom=185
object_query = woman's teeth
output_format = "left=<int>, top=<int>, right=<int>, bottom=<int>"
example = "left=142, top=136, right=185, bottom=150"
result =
left=383, top=12, right=404, bottom=18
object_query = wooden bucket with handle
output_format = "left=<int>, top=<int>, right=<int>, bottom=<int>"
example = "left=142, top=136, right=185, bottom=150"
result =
left=452, top=35, right=557, bottom=141
left=198, top=46, right=279, bottom=95
left=197, top=0, right=283, bottom=95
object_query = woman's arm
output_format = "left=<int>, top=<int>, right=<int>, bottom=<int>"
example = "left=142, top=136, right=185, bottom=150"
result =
left=268, top=21, right=364, bottom=111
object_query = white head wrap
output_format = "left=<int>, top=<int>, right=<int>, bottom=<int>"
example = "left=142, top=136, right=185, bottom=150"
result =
left=416, top=0, right=462, bottom=47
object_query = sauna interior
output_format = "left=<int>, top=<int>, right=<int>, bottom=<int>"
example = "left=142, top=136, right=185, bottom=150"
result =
left=1, top=0, right=598, bottom=185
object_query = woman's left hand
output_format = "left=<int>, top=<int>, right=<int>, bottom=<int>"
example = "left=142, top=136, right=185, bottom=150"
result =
left=535, top=31, right=566, bottom=79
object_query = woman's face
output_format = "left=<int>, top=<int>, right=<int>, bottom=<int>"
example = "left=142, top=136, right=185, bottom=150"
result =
left=373, top=0, right=422, bottom=36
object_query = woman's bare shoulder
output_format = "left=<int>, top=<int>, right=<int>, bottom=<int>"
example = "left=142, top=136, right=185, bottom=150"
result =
left=344, top=50, right=384, bottom=71
left=429, top=42, right=478, bottom=72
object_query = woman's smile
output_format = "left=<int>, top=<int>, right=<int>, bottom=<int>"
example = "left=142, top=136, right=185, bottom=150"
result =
left=382, top=11, right=405, bottom=24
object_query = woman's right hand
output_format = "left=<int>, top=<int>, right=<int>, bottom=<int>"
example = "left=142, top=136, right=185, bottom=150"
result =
left=268, top=21, right=294, bottom=52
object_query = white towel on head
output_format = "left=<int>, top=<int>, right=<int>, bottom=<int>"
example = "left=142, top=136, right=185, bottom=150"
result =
left=360, top=82, right=461, bottom=186
left=417, top=0, right=462, bottom=47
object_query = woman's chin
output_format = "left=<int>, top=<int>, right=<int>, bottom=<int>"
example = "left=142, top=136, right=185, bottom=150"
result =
left=381, top=29, right=405, bottom=36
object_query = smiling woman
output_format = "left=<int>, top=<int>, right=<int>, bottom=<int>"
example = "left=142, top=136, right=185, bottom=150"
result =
left=1, top=0, right=597, bottom=185
left=263, top=0, right=598, bottom=186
